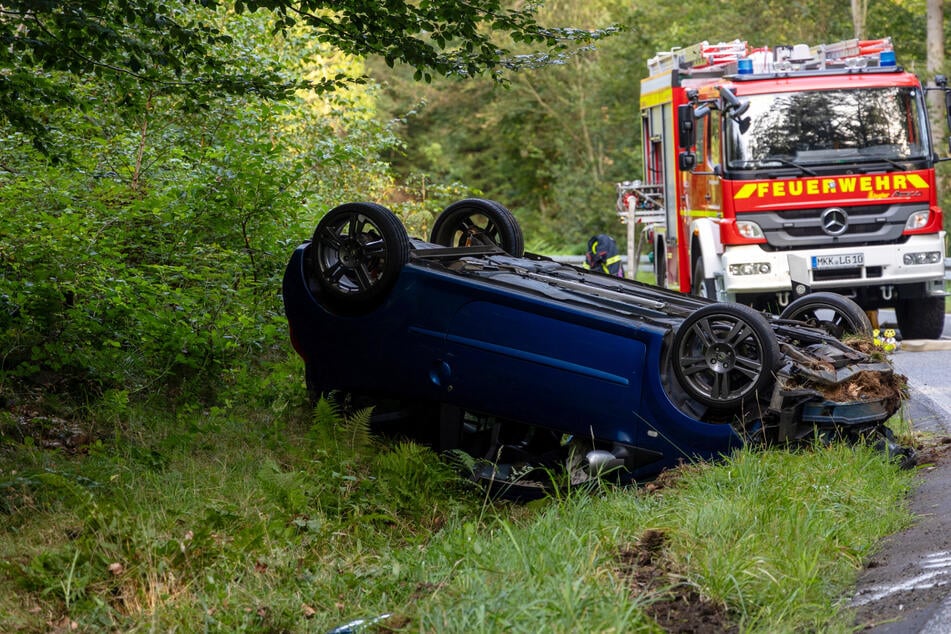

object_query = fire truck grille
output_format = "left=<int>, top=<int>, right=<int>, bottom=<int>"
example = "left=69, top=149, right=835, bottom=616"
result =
left=739, top=203, right=926, bottom=250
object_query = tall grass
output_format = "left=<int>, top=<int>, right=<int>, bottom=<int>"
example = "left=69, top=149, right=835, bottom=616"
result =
left=0, top=386, right=917, bottom=632
left=648, top=446, right=913, bottom=632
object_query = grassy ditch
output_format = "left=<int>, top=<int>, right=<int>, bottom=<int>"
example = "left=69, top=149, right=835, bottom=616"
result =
left=0, top=389, right=918, bottom=633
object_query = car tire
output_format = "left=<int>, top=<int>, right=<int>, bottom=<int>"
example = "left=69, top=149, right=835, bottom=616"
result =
left=691, top=257, right=717, bottom=300
left=430, top=198, right=525, bottom=257
left=778, top=292, right=872, bottom=338
left=896, top=295, right=945, bottom=339
left=672, top=303, right=780, bottom=410
left=309, top=202, right=410, bottom=309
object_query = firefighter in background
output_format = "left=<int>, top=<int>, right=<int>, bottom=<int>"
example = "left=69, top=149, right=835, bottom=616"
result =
left=584, top=234, right=625, bottom=277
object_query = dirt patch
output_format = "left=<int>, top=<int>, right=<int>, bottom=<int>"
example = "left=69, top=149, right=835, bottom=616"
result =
left=614, top=528, right=738, bottom=633
left=640, top=461, right=695, bottom=494
left=820, top=370, right=908, bottom=413
left=910, top=435, right=951, bottom=465
left=1, top=407, right=95, bottom=453
left=843, top=336, right=879, bottom=355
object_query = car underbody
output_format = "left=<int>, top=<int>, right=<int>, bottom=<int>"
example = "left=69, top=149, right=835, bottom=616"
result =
left=284, top=199, right=912, bottom=497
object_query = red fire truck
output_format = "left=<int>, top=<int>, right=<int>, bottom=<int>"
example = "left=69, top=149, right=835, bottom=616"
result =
left=618, top=38, right=948, bottom=338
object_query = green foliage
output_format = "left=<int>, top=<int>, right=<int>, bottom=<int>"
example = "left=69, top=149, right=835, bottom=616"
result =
left=0, top=16, right=400, bottom=407
left=0, top=393, right=483, bottom=629
left=236, top=0, right=616, bottom=80
left=0, top=375, right=922, bottom=633
left=0, top=468, right=97, bottom=515
left=0, top=154, right=280, bottom=401
left=370, top=1, right=649, bottom=249
left=0, top=1, right=614, bottom=152
left=373, top=441, right=473, bottom=517
left=373, top=0, right=942, bottom=251
left=0, top=1, right=295, bottom=153
left=663, top=445, right=913, bottom=630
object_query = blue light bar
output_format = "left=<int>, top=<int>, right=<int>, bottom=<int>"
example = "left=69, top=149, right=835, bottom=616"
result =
left=737, top=58, right=754, bottom=74
left=880, top=50, right=897, bottom=67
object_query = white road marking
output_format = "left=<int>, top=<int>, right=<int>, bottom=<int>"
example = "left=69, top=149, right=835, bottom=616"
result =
left=853, top=553, right=951, bottom=606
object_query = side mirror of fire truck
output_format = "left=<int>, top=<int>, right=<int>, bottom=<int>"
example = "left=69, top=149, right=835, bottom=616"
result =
left=676, top=104, right=698, bottom=172
left=678, top=151, right=697, bottom=171
left=719, top=86, right=752, bottom=133
left=719, top=86, right=750, bottom=118
left=677, top=104, right=696, bottom=149
left=926, top=75, right=951, bottom=158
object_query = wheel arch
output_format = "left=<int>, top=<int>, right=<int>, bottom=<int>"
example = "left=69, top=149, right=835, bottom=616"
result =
left=689, top=217, right=723, bottom=281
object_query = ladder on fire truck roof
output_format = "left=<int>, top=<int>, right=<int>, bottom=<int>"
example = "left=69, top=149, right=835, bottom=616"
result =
left=647, top=37, right=893, bottom=75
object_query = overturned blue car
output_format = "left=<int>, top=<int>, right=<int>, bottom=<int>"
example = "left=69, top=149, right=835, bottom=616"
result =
left=283, top=199, right=907, bottom=492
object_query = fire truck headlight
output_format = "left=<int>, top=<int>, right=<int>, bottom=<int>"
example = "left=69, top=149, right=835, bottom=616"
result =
left=904, top=210, right=931, bottom=231
left=729, top=262, right=772, bottom=276
left=903, top=251, right=942, bottom=265
left=735, top=220, right=765, bottom=240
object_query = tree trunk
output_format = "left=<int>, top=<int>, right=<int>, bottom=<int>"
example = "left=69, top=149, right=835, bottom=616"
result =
left=927, top=0, right=946, bottom=156
left=850, top=0, right=868, bottom=39
left=926, top=0, right=948, bottom=247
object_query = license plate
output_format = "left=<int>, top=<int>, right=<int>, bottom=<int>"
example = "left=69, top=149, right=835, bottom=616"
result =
left=811, top=253, right=864, bottom=269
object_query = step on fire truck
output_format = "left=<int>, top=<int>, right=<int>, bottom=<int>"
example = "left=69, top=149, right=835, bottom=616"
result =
left=618, top=38, right=949, bottom=338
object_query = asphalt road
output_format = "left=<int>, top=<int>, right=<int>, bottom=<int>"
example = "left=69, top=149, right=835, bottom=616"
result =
left=851, top=310, right=951, bottom=633
left=878, top=310, right=951, bottom=436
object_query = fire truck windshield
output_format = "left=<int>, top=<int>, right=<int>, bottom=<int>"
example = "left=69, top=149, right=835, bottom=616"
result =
left=724, top=86, right=929, bottom=170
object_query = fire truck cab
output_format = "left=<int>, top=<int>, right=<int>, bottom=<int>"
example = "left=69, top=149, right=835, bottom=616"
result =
left=620, top=38, right=948, bottom=339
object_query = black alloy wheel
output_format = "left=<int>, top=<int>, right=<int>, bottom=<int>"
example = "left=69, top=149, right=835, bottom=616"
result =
left=310, top=202, right=410, bottom=309
left=672, top=303, right=780, bottom=409
left=430, top=198, right=525, bottom=256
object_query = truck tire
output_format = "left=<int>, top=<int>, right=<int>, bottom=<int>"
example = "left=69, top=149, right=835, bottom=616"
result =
left=692, top=258, right=717, bottom=300
left=654, top=238, right=667, bottom=287
left=896, top=296, right=945, bottom=339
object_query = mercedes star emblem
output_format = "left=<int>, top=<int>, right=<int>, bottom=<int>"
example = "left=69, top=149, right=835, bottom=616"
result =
left=820, top=207, right=848, bottom=236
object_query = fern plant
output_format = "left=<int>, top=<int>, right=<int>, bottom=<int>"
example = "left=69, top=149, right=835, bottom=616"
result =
left=309, top=394, right=375, bottom=457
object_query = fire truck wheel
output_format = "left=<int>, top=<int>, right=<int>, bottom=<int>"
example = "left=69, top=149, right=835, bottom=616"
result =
left=308, top=202, right=410, bottom=310
left=691, top=258, right=717, bottom=300
left=430, top=198, right=525, bottom=257
left=895, top=296, right=946, bottom=339
left=672, top=303, right=780, bottom=410
left=654, top=238, right=667, bottom=286
left=778, top=292, right=872, bottom=339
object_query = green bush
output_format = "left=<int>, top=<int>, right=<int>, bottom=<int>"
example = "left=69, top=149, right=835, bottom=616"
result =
left=0, top=85, right=401, bottom=409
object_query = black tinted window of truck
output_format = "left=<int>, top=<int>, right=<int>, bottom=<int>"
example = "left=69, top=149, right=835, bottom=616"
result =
left=725, top=87, right=927, bottom=167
